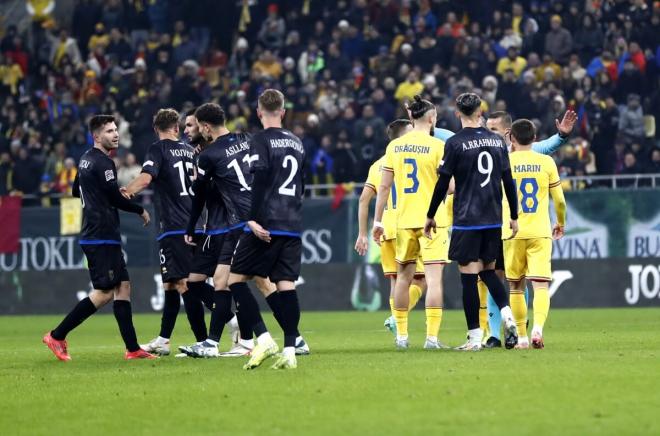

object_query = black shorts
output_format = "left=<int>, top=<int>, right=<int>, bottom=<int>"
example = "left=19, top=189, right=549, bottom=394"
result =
left=449, top=228, right=502, bottom=265
left=230, top=232, right=302, bottom=283
left=495, top=238, right=505, bottom=271
left=190, top=229, right=243, bottom=276
left=190, top=234, right=222, bottom=277
left=81, top=244, right=129, bottom=291
left=159, top=235, right=194, bottom=282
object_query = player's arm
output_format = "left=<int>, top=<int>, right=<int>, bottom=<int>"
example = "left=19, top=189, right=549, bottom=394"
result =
left=247, top=133, right=271, bottom=242
left=185, top=154, right=213, bottom=245
left=532, top=110, right=577, bottom=155
left=549, top=164, right=566, bottom=240
left=72, top=173, right=80, bottom=198
left=123, top=172, right=152, bottom=198
left=372, top=169, right=392, bottom=245
left=425, top=141, right=456, bottom=237
left=501, top=168, right=519, bottom=238
left=355, top=183, right=376, bottom=256
left=124, top=145, right=161, bottom=197
left=100, top=168, right=150, bottom=226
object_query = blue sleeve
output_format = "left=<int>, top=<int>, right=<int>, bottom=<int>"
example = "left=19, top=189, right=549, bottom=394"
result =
left=532, top=133, right=566, bottom=155
left=433, top=127, right=454, bottom=142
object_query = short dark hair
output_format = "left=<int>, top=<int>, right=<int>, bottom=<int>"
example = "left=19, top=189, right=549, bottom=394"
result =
left=408, top=95, right=435, bottom=120
left=258, top=89, right=285, bottom=112
left=488, top=111, right=513, bottom=129
left=88, top=114, right=116, bottom=133
left=510, top=119, right=536, bottom=145
left=456, top=93, right=482, bottom=116
left=185, top=107, right=198, bottom=118
left=386, top=119, right=412, bottom=140
left=195, top=103, right=226, bottom=126
left=152, top=108, right=180, bottom=131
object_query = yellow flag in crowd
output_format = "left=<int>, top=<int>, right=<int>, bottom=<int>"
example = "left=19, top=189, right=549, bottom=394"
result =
left=60, top=197, right=82, bottom=235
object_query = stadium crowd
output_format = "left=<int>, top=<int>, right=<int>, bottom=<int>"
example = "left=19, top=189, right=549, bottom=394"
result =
left=0, top=0, right=659, bottom=201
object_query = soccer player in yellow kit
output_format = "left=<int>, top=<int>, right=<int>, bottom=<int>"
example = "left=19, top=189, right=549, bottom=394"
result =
left=373, top=96, right=450, bottom=349
left=505, top=119, right=566, bottom=349
left=355, top=120, right=425, bottom=334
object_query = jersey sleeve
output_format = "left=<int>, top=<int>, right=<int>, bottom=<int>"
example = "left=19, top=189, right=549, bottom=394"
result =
left=141, top=144, right=163, bottom=178
left=382, top=145, right=394, bottom=172
left=548, top=157, right=561, bottom=188
left=532, top=133, right=566, bottom=155
left=438, top=139, right=457, bottom=176
left=250, top=132, right=270, bottom=172
left=196, top=151, right=213, bottom=182
left=364, top=162, right=380, bottom=191
left=433, top=127, right=454, bottom=142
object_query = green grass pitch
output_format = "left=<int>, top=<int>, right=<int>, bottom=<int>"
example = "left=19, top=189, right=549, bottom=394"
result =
left=1, top=308, right=658, bottom=435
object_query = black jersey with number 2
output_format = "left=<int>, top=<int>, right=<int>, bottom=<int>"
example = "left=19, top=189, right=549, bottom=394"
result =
left=196, top=132, right=253, bottom=231
left=250, top=127, right=305, bottom=235
left=440, top=127, right=510, bottom=228
left=142, top=139, right=197, bottom=238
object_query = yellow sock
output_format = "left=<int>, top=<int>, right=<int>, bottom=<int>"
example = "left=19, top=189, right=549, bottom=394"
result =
left=425, top=307, right=442, bottom=338
left=393, top=309, right=408, bottom=337
left=477, top=280, right=489, bottom=335
left=408, top=284, right=423, bottom=311
left=389, top=297, right=394, bottom=314
left=510, top=291, right=527, bottom=337
left=533, top=287, right=550, bottom=330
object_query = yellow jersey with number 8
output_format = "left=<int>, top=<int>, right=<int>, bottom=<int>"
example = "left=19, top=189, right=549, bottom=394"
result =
left=505, top=150, right=561, bottom=239
left=382, top=131, right=448, bottom=229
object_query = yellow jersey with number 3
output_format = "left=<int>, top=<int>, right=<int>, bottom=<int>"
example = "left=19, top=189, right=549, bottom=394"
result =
left=382, top=131, right=448, bottom=229
left=365, top=156, right=397, bottom=240
left=505, top=150, right=562, bottom=239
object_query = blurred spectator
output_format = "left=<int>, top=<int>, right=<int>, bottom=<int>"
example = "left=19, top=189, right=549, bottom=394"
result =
left=0, top=152, right=12, bottom=195
left=117, top=153, right=141, bottom=187
left=618, top=94, right=645, bottom=145
left=395, top=71, right=423, bottom=104
left=544, top=15, right=572, bottom=64
left=12, top=148, right=42, bottom=195
left=496, top=47, right=527, bottom=78
left=55, top=157, right=77, bottom=195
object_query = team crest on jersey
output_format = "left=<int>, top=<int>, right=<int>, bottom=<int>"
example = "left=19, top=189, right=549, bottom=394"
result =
left=105, top=170, right=115, bottom=181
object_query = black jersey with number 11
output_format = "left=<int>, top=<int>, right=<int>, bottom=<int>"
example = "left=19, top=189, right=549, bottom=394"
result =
left=250, top=128, right=305, bottom=235
left=440, top=127, right=510, bottom=229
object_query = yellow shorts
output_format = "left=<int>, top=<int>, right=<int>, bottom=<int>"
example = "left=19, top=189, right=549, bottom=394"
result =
left=381, top=239, right=424, bottom=277
left=503, top=238, right=552, bottom=282
left=395, top=228, right=449, bottom=266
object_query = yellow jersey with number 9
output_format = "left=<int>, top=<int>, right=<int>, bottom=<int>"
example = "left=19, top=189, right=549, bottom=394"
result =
left=382, top=131, right=448, bottom=229
left=365, top=156, right=397, bottom=240
left=504, top=150, right=561, bottom=239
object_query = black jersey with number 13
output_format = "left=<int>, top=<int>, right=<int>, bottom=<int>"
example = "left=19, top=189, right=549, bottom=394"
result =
left=250, top=128, right=305, bottom=235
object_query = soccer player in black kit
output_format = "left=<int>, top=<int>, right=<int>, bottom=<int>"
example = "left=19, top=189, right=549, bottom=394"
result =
left=42, top=115, right=156, bottom=361
left=228, top=89, right=305, bottom=370
left=182, top=102, right=309, bottom=359
left=425, top=93, right=520, bottom=351
left=122, top=109, right=205, bottom=356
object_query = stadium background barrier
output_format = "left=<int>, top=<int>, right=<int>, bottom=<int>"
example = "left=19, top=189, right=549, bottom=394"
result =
left=1, top=190, right=659, bottom=314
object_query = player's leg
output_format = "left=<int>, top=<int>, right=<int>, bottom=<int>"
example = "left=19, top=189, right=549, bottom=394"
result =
left=480, top=229, right=517, bottom=349
left=504, top=239, right=528, bottom=348
left=527, top=238, right=553, bottom=349
left=115, top=280, right=157, bottom=359
left=392, top=229, right=419, bottom=348
left=485, top=243, right=506, bottom=348
left=380, top=238, right=398, bottom=333
left=421, top=227, right=449, bottom=349
left=186, top=234, right=217, bottom=311
left=410, top=261, right=425, bottom=311
left=229, top=232, right=278, bottom=369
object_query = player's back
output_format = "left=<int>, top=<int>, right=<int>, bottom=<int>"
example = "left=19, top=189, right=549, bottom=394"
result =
left=250, top=127, right=305, bottom=235
left=199, top=132, right=252, bottom=226
left=143, top=139, right=196, bottom=236
left=78, top=147, right=121, bottom=242
left=442, top=127, right=509, bottom=228
left=508, top=150, right=560, bottom=239
left=383, top=130, right=446, bottom=229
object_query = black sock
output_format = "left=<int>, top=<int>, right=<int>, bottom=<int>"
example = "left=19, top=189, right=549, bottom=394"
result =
left=479, top=269, right=509, bottom=309
left=278, top=290, right=301, bottom=348
left=159, top=290, right=180, bottom=339
left=51, top=297, right=97, bottom=340
left=181, top=291, right=207, bottom=342
left=187, top=280, right=214, bottom=311
left=113, top=300, right=139, bottom=352
left=235, top=303, right=253, bottom=340
left=208, top=291, right=233, bottom=342
left=230, top=282, right=267, bottom=336
left=265, top=292, right=286, bottom=331
left=460, top=273, right=480, bottom=330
